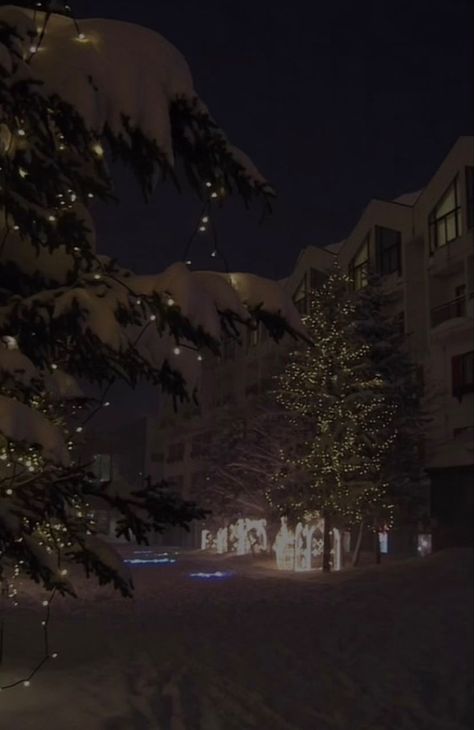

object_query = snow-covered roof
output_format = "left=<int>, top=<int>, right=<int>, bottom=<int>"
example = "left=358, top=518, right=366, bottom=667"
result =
left=392, top=190, right=423, bottom=206
left=324, top=240, right=345, bottom=254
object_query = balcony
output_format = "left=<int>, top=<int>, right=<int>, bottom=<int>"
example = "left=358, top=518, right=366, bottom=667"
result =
left=431, top=296, right=466, bottom=327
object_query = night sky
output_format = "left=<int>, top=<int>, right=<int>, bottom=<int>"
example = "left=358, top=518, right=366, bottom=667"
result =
left=70, top=0, right=473, bottom=424
left=72, top=0, right=473, bottom=281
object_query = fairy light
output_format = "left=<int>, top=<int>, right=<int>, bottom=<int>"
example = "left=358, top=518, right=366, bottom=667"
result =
left=173, top=347, right=181, bottom=355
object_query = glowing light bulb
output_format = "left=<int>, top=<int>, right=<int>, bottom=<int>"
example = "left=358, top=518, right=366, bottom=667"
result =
left=19, top=167, right=28, bottom=178
left=173, top=347, right=181, bottom=355
left=205, top=181, right=212, bottom=188
left=51, top=363, right=58, bottom=370
left=199, top=225, right=206, bottom=232
left=77, top=33, right=87, bottom=42
left=186, top=259, right=192, bottom=265
left=88, top=193, right=94, bottom=199
left=52, top=652, right=59, bottom=659
left=42, top=600, right=48, bottom=607
left=149, top=314, right=157, bottom=322
left=211, top=250, right=217, bottom=258
left=104, top=402, right=111, bottom=407
left=197, top=354, right=203, bottom=362
left=92, top=143, right=104, bottom=157
left=202, top=215, right=209, bottom=223
left=76, top=426, right=83, bottom=433
left=17, top=129, right=26, bottom=137
left=48, top=215, right=56, bottom=222
left=23, top=681, right=31, bottom=688
left=167, top=297, right=174, bottom=306
left=211, top=192, right=218, bottom=199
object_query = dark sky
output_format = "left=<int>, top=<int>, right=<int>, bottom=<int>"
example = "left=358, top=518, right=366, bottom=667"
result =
left=72, top=0, right=473, bottom=282
left=69, top=0, right=473, bottom=425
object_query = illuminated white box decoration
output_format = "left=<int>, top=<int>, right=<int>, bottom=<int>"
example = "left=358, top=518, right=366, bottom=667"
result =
left=417, top=533, right=432, bottom=557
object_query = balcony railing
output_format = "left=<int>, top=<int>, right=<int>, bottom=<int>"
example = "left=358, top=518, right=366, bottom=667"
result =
left=431, top=296, right=466, bottom=327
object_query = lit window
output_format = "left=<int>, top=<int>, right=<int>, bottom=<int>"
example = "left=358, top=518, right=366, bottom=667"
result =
left=429, top=177, right=462, bottom=251
left=350, top=234, right=370, bottom=290
left=375, top=226, right=402, bottom=276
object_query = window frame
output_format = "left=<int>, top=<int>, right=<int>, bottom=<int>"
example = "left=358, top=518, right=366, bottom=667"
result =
left=429, top=176, right=462, bottom=252
left=375, top=226, right=402, bottom=276
left=350, top=233, right=370, bottom=291
left=466, top=166, right=474, bottom=230
left=452, top=350, right=474, bottom=400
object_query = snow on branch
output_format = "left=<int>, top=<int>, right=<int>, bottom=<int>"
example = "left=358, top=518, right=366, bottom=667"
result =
left=0, top=5, right=273, bottom=202
left=0, top=393, right=70, bottom=465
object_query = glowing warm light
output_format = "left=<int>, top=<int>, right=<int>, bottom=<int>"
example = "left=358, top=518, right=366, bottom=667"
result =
left=92, top=143, right=104, bottom=157
left=216, top=526, right=228, bottom=554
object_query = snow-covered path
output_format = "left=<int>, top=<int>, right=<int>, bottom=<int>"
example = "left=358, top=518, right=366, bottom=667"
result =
left=0, top=548, right=472, bottom=729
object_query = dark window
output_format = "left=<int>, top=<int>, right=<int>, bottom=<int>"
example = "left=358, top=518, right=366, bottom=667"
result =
left=309, top=268, right=328, bottom=291
left=375, top=226, right=402, bottom=276
left=167, top=442, right=184, bottom=463
left=429, top=178, right=462, bottom=252
left=350, top=234, right=370, bottom=290
left=396, top=310, right=405, bottom=335
left=191, top=432, right=210, bottom=458
left=466, top=167, right=474, bottom=230
left=293, top=274, right=308, bottom=315
left=247, top=325, right=260, bottom=348
left=452, top=351, right=474, bottom=399
left=92, top=454, right=112, bottom=483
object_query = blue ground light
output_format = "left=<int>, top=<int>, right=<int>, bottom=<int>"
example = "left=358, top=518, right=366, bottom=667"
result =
left=124, top=550, right=177, bottom=567
left=188, top=571, right=235, bottom=580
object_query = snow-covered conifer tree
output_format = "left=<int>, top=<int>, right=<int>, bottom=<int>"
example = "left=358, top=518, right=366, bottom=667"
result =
left=0, top=3, right=303, bottom=596
left=270, top=266, right=427, bottom=569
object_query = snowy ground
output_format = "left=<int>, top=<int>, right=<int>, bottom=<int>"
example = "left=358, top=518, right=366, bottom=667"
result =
left=0, top=547, right=472, bottom=730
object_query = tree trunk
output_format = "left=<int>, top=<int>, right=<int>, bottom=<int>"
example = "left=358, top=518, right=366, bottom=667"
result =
left=351, top=521, right=364, bottom=567
left=322, top=513, right=331, bottom=572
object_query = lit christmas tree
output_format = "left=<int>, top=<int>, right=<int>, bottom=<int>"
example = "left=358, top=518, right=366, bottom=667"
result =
left=270, top=266, right=427, bottom=569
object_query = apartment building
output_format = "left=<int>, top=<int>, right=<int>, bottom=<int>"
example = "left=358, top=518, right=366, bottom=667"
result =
left=94, top=137, right=473, bottom=548
left=336, top=136, right=473, bottom=545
